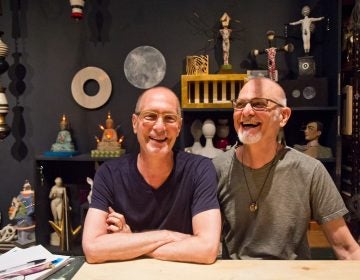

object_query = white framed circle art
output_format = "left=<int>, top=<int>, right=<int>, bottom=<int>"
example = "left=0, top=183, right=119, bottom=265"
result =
left=71, top=66, right=112, bottom=109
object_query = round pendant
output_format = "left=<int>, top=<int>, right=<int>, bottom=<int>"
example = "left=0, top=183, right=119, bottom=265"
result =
left=249, top=202, right=258, bottom=212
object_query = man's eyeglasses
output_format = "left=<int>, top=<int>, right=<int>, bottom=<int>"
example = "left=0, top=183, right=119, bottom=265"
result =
left=135, top=111, right=180, bottom=124
left=232, top=98, right=284, bottom=111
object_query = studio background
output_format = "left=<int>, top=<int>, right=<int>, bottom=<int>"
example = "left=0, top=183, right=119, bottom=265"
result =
left=0, top=0, right=337, bottom=226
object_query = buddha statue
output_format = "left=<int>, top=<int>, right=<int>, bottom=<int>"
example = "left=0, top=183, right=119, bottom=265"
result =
left=50, top=114, right=75, bottom=152
left=91, top=112, right=125, bottom=157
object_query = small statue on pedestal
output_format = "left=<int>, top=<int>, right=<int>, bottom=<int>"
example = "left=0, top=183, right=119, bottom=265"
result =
left=288, top=6, right=324, bottom=77
left=45, top=114, right=78, bottom=157
left=8, top=180, right=35, bottom=246
left=289, top=6, right=324, bottom=55
left=49, top=177, right=67, bottom=226
left=91, top=112, right=125, bottom=157
left=219, top=12, right=232, bottom=72
left=48, top=177, right=81, bottom=251
left=294, top=121, right=333, bottom=159
left=48, top=177, right=66, bottom=246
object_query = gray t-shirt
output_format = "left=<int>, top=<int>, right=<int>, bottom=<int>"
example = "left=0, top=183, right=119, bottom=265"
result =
left=213, top=145, right=348, bottom=260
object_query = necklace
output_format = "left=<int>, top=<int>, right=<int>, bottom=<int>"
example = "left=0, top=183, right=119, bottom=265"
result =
left=241, top=146, right=278, bottom=213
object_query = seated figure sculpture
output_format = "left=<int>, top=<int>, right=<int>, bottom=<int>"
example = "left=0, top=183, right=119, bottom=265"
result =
left=46, top=114, right=77, bottom=156
left=91, top=112, right=125, bottom=157
left=8, top=180, right=36, bottom=246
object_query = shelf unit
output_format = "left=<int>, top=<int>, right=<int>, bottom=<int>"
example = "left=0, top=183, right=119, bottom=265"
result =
left=340, top=0, right=360, bottom=240
left=34, top=154, right=110, bottom=255
left=180, top=74, right=340, bottom=186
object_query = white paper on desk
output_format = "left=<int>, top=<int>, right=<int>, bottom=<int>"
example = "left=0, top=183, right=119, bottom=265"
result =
left=25, top=255, right=72, bottom=280
left=0, top=245, right=55, bottom=271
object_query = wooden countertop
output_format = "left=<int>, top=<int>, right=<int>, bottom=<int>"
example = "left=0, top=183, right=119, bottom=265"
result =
left=72, top=258, right=360, bottom=279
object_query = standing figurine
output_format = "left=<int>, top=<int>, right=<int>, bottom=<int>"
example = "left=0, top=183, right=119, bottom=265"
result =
left=219, top=12, right=232, bottom=67
left=48, top=177, right=81, bottom=251
left=49, top=177, right=67, bottom=226
left=251, top=31, right=294, bottom=81
left=289, top=5, right=324, bottom=54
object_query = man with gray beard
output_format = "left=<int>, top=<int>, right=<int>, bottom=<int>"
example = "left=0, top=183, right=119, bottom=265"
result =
left=213, top=77, right=360, bottom=260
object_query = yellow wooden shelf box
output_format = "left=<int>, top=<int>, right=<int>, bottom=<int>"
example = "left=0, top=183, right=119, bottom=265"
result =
left=181, top=74, right=247, bottom=109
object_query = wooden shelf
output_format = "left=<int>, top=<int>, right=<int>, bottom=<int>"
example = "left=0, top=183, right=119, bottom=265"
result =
left=181, top=74, right=247, bottom=109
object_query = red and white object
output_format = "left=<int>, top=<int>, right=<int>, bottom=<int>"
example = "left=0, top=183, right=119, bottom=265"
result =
left=69, top=0, right=85, bottom=20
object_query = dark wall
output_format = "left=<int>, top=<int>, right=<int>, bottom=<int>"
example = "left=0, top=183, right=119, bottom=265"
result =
left=0, top=0, right=337, bottom=226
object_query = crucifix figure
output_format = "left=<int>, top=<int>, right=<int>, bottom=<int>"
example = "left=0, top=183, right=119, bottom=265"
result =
left=251, top=30, right=294, bottom=81
left=289, top=5, right=324, bottom=54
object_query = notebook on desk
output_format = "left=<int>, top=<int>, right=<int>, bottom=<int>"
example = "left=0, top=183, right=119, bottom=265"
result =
left=0, top=245, right=72, bottom=280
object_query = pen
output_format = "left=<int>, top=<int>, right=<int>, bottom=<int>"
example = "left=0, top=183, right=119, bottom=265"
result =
left=0, top=259, right=46, bottom=275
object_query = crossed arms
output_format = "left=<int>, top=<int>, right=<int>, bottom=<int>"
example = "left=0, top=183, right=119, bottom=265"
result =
left=82, top=207, right=221, bottom=264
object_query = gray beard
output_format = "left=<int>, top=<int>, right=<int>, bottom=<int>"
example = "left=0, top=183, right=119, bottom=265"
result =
left=238, top=130, right=262, bottom=144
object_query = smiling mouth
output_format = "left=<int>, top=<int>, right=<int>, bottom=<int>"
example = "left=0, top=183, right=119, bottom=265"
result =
left=241, top=122, right=261, bottom=128
left=149, top=136, right=167, bottom=143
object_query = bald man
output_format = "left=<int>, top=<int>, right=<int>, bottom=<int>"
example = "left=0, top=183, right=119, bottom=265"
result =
left=83, top=87, right=221, bottom=264
left=213, top=77, right=360, bottom=260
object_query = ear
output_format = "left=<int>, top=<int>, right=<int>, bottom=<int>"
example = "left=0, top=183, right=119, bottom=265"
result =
left=132, top=114, right=138, bottom=134
left=177, top=118, right=183, bottom=137
left=279, top=107, right=291, bottom=128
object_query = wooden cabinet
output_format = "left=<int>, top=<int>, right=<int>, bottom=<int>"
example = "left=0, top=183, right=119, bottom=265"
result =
left=34, top=155, right=107, bottom=255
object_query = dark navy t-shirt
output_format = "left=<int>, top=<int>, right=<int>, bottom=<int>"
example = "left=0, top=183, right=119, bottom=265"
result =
left=90, top=150, right=219, bottom=234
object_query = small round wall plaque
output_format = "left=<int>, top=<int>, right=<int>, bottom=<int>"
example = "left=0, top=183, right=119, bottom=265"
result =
left=71, top=66, right=112, bottom=109
left=303, top=86, right=316, bottom=100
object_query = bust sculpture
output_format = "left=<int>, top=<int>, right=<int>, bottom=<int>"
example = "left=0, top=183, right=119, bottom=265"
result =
left=185, top=119, right=203, bottom=154
left=294, top=121, right=333, bottom=159
left=91, top=112, right=125, bottom=157
left=50, top=114, right=75, bottom=152
left=198, top=119, right=223, bottom=159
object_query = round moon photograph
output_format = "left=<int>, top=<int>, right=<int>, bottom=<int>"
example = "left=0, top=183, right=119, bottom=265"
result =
left=124, top=46, right=166, bottom=89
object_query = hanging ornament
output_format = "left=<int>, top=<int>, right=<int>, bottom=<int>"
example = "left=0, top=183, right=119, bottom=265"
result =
left=69, top=0, right=85, bottom=20
left=0, top=87, right=10, bottom=140
left=0, top=31, right=10, bottom=140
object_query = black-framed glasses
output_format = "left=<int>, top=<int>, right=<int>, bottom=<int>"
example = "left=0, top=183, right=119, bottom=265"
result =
left=232, top=98, right=284, bottom=111
left=135, top=110, right=180, bottom=125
